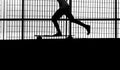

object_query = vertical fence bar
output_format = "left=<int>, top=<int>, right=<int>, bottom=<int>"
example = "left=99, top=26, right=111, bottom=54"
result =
left=3, top=0, right=5, bottom=40
left=22, top=0, right=24, bottom=40
left=65, top=0, right=68, bottom=38
left=68, top=0, right=72, bottom=39
left=118, top=0, right=120, bottom=38
left=115, top=0, right=118, bottom=38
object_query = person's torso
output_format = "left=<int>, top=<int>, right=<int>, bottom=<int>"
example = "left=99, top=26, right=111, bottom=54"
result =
left=57, top=0, right=69, bottom=8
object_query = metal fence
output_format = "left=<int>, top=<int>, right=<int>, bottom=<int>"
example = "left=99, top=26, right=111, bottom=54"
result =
left=0, top=0, right=119, bottom=40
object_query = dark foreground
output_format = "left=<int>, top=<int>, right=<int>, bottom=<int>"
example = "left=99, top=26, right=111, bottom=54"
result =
left=0, top=38, right=119, bottom=48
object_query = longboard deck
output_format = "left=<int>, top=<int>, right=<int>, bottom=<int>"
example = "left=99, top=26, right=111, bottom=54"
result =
left=35, top=35, right=74, bottom=40
left=35, top=35, right=67, bottom=37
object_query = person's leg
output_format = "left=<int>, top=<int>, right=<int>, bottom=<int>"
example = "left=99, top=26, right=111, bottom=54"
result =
left=65, top=8, right=90, bottom=35
left=52, top=9, right=63, bottom=36
left=72, top=19, right=90, bottom=35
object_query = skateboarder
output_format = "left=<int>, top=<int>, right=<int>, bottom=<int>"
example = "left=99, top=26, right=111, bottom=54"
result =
left=52, top=0, right=90, bottom=36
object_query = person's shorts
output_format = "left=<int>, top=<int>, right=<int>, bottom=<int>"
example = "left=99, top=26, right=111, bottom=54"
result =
left=52, top=6, right=71, bottom=19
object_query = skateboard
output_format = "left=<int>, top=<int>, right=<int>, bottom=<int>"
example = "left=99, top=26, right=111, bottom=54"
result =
left=35, top=35, right=74, bottom=40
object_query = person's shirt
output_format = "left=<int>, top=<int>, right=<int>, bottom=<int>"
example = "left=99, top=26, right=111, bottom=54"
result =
left=57, top=0, right=69, bottom=8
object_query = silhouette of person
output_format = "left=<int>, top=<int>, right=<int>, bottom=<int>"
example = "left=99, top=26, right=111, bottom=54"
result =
left=52, top=0, right=90, bottom=36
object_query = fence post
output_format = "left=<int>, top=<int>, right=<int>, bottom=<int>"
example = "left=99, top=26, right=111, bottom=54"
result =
left=115, top=0, right=118, bottom=38
left=22, top=0, right=24, bottom=40
left=3, top=0, right=6, bottom=40
left=67, top=0, right=73, bottom=39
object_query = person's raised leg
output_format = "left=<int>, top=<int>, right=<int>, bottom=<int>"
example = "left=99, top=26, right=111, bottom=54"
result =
left=66, top=11, right=91, bottom=35
left=71, top=19, right=90, bottom=35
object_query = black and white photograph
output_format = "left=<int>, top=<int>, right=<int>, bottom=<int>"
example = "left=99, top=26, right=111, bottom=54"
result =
left=0, top=0, right=119, bottom=48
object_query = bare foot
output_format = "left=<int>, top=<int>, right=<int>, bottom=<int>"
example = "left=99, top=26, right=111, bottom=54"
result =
left=53, top=33, right=62, bottom=36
